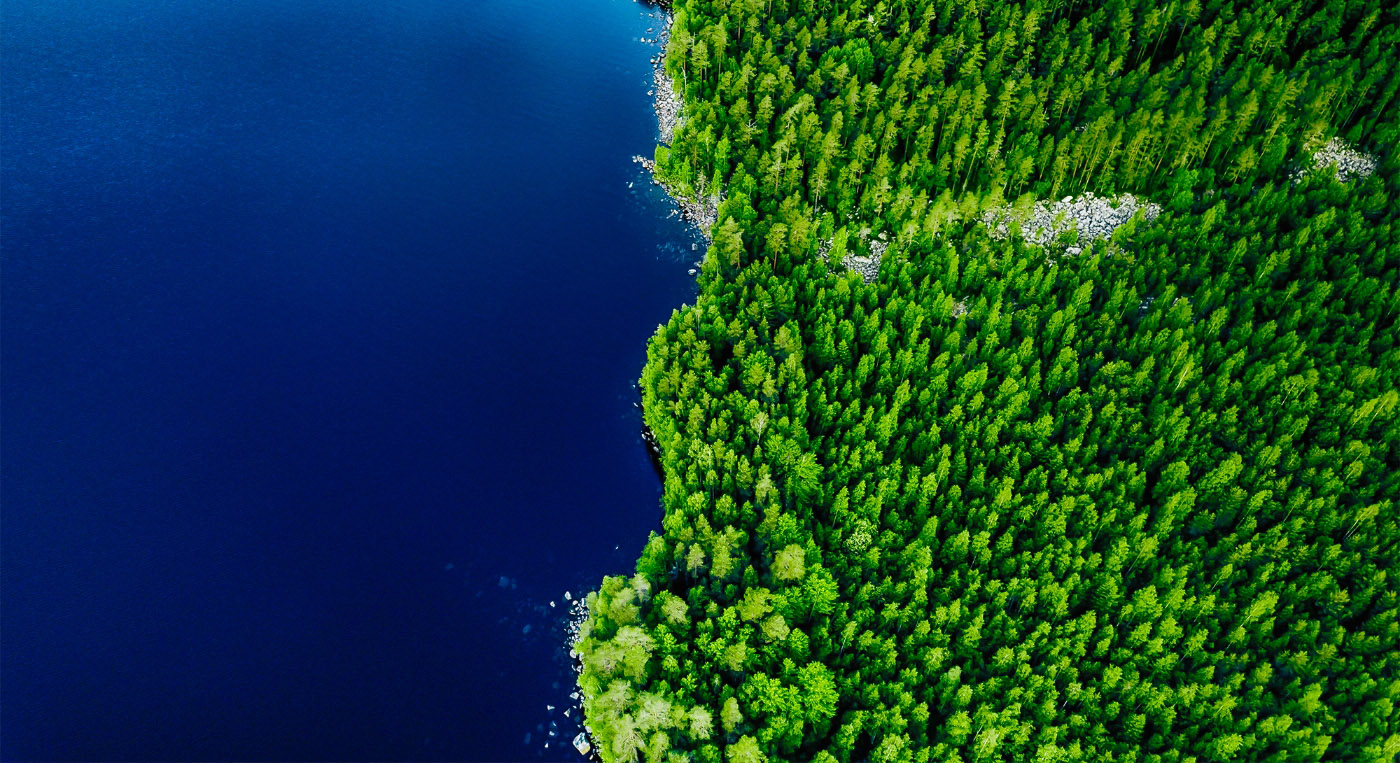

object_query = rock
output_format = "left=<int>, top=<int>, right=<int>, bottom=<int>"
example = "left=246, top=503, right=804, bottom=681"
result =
left=1294, top=137, right=1377, bottom=183
left=841, top=253, right=880, bottom=284
left=637, top=16, right=722, bottom=242
left=982, top=192, right=1162, bottom=253
left=652, top=59, right=683, bottom=144
left=839, top=233, right=888, bottom=283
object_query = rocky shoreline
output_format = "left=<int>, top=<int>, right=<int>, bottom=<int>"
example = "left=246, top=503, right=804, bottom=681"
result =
left=563, top=594, right=597, bottom=759
left=645, top=17, right=682, bottom=146
left=634, top=13, right=721, bottom=242
left=561, top=426, right=665, bottom=761
left=633, top=155, right=720, bottom=238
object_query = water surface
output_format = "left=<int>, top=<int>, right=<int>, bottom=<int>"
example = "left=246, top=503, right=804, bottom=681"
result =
left=1, top=0, right=695, bottom=758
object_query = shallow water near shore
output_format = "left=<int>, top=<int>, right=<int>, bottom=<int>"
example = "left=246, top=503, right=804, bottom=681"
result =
left=1, top=0, right=695, bottom=758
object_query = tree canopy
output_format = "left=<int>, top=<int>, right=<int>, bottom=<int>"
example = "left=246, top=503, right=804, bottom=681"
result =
left=576, top=0, right=1400, bottom=760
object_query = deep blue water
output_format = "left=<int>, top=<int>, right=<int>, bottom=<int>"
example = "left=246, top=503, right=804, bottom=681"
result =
left=1, top=0, right=697, bottom=758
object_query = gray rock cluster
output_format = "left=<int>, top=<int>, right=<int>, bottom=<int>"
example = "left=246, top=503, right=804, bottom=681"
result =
left=653, top=68, right=683, bottom=145
left=841, top=253, right=881, bottom=283
left=1296, top=137, right=1377, bottom=183
left=983, top=192, right=1161, bottom=251
left=633, top=155, right=720, bottom=241
left=680, top=185, right=720, bottom=234
left=816, top=232, right=885, bottom=283
left=841, top=235, right=886, bottom=283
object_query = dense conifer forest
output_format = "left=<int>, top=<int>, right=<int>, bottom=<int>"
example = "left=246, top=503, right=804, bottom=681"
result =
left=575, top=0, right=1400, bottom=760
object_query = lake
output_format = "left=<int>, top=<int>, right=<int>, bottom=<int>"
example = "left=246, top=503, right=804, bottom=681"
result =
left=0, top=0, right=697, bottom=758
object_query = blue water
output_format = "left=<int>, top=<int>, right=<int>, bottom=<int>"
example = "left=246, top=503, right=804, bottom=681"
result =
left=1, top=0, right=696, bottom=758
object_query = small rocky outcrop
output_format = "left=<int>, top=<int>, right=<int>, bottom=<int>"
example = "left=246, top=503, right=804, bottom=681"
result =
left=1295, top=137, right=1378, bottom=183
left=841, top=234, right=887, bottom=283
left=633, top=155, right=720, bottom=239
left=983, top=192, right=1162, bottom=251
left=841, top=254, right=880, bottom=283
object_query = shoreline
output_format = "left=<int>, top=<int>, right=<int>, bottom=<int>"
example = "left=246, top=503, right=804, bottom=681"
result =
left=634, top=11, right=720, bottom=242
left=567, top=6, right=692, bottom=759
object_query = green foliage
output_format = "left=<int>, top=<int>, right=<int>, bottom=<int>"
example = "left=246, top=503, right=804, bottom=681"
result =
left=574, top=0, right=1400, bottom=759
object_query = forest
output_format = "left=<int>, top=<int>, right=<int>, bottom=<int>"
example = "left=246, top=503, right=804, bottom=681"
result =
left=575, top=0, right=1400, bottom=760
